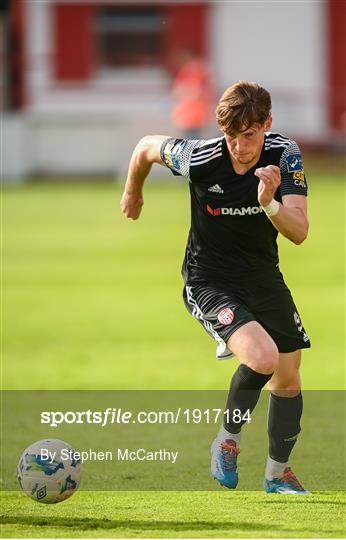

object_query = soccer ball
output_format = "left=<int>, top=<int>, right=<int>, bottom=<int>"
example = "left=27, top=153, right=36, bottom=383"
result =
left=17, top=438, right=82, bottom=504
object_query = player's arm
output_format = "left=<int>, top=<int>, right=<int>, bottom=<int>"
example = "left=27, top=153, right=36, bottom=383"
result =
left=255, top=165, right=309, bottom=245
left=120, top=135, right=170, bottom=220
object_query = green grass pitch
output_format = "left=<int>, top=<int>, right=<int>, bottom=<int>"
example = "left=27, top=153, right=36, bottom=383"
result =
left=1, top=491, right=345, bottom=538
left=1, top=172, right=345, bottom=538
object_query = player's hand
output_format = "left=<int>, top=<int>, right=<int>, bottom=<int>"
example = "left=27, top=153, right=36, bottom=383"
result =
left=255, top=165, right=281, bottom=206
left=120, top=191, right=144, bottom=220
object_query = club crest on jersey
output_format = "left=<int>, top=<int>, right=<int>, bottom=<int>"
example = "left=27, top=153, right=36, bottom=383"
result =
left=287, top=154, right=303, bottom=172
left=218, top=308, right=234, bottom=326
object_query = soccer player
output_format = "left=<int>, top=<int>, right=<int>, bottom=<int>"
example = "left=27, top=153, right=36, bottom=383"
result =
left=121, top=81, right=311, bottom=494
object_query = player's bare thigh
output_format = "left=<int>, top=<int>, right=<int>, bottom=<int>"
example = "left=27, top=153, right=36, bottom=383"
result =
left=227, top=321, right=279, bottom=375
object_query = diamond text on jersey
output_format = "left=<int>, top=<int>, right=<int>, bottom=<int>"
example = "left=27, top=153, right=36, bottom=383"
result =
left=207, top=205, right=263, bottom=216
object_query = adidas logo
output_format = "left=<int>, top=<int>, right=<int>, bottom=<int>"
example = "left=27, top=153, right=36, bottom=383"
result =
left=208, top=184, right=224, bottom=194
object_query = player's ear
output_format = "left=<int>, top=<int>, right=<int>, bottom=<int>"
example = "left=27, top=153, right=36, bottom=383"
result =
left=264, top=116, right=272, bottom=132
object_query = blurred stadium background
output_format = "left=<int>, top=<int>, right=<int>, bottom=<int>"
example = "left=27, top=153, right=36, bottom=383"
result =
left=1, top=0, right=346, bottom=178
left=1, top=0, right=345, bottom=392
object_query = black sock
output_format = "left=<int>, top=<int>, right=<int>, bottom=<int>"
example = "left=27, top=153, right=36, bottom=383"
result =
left=268, top=392, right=303, bottom=462
left=223, top=364, right=273, bottom=434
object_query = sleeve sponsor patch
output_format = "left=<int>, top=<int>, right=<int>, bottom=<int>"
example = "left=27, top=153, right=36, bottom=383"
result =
left=161, top=138, right=197, bottom=179
left=170, top=140, right=188, bottom=170
left=286, top=154, right=303, bottom=172
left=279, top=140, right=308, bottom=196
left=162, top=142, right=173, bottom=168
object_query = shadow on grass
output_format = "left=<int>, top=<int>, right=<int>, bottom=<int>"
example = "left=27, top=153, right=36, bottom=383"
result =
left=257, top=498, right=346, bottom=506
left=1, top=515, right=344, bottom=536
left=0, top=515, right=269, bottom=532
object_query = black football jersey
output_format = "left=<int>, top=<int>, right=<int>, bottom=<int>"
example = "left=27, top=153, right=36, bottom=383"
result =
left=160, top=133, right=308, bottom=283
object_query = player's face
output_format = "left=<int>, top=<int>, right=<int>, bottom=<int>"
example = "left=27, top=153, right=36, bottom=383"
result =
left=225, top=117, right=272, bottom=168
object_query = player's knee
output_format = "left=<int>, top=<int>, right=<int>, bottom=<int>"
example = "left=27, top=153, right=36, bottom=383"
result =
left=257, top=356, right=278, bottom=375
left=251, top=343, right=279, bottom=375
left=268, top=373, right=301, bottom=395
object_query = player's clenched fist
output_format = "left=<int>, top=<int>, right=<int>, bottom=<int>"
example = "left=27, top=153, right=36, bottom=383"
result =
left=255, top=165, right=281, bottom=207
left=120, top=191, right=144, bottom=220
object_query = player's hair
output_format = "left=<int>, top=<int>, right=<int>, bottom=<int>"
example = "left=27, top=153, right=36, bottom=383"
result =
left=216, top=81, right=272, bottom=134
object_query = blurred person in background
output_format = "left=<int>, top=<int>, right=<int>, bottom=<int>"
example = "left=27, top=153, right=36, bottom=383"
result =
left=171, top=48, right=214, bottom=139
left=121, top=81, right=311, bottom=495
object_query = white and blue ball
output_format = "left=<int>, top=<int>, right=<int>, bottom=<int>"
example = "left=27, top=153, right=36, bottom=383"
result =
left=17, top=438, right=82, bottom=504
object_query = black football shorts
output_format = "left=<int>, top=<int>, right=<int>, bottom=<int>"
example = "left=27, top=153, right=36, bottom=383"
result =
left=183, top=273, right=311, bottom=359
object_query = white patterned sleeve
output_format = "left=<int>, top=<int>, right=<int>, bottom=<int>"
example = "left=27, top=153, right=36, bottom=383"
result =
left=160, top=138, right=199, bottom=180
